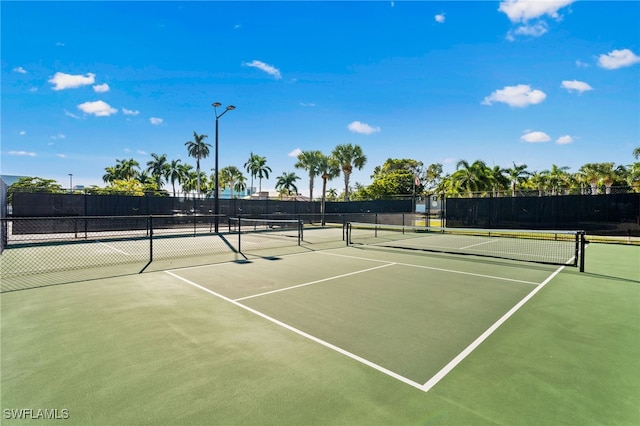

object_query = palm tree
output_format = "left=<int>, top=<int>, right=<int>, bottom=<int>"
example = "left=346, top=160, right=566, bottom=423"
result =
left=506, top=162, right=530, bottom=196
left=102, top=166, right=118, bottom=184
left=331, top=144, right=367, bottom=201
left=243, top=152, right=261, bottom=196
left=295, top=150, right=322, bottom=200
left=526, top=171, right=547, bottom=197
left=115, top=158, right=140, bottom=181
left=633, top=147, right=640, bottom=160
left=327, top=188, right=338, bottom=200
left=627, top=162, right=640, bottom=192
left=487, top=165, right=509, bottom=197
left=254, top=155, right=271, bottom=193
left=218, top=166, right=245, bottom=199
left=542, top=164, right=571, bottom=195
left=579, top=163, right=603, bottom=195
left=275, top=172, right=300, bottom=198
left=451, top=160, right=490, bottom=196
left=184, top=131, right=211, bottom=196
left=182, top=170, right=208, bottom=195
left=234, top=174, right=247, bottom=197
left=167, top=159, right=185, bottom=196
left=146, top=153, right=169, bottom=189
left=317, top=153, right=340, bottom=224
left=599, top=162, right=617, bottom=194
left=137, top=171, right=153, bottom=186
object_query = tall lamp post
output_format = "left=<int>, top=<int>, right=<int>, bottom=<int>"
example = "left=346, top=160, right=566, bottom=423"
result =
left=212, top=102, right=236, bottom=233
left=68, top=174, right=73, bottom=192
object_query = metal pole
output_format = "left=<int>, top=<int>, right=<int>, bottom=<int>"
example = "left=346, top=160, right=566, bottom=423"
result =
left=212, top=103, right=235, bottom=233
left=214, top=116, right=219, bottom=233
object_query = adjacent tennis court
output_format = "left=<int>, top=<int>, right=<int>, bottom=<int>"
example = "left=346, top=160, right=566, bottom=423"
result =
left=1, top=225, right=638, bottom=425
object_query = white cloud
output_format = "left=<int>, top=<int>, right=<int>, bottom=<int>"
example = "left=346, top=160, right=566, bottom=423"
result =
left=575, top=60, right=590, bottom=68
left=19, top=130, right=26, bottom=135
left=510, top=21, right=548, bottom=38
left=8, top=150, right=36, bottom=157
left=93, top=83, right=110, bottom=93
left=288, top=148, right=302, bottom=157
left=13, top=66, right=27, bottom=74
left=498, top=0, right=574, bottom=23
left=347, top=121, right=381, bottom=135
left=556, top=135, right=573, bottom=144
left=597, top=49, right=640, bottom=70
left=299, top=102, right=316, bottom=107
left=50, top=133, right=66, bottom=140
left=150, top=117, right=164, bottom=125
left=64, top=110, right=82, bottom=119
left=137, top=150, right=148, bottom=155
left=56, top=154, right=66, bottom=158
left=49, top=72, right=96, bottom=90
left=244, top=60, right=282, bottom=79
left=521, top=131, right=551, bottom=143
left=77, top=100, right=117, bottom=117
left=435, top=13, right=446, bottom=23
left=122, top=108, right=140, bottom=116
left=482, top=84, right=546, bottom=107
left=561, top=80, right=593, bottom=93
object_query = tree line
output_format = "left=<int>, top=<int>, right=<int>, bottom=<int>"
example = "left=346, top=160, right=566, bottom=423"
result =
left=6, top=131, right=640, bottom=201
left=95, top=131, right=369, bottom=203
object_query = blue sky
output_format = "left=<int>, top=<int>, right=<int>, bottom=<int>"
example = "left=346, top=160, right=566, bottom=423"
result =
left=2, top=1, right=639, bottom=195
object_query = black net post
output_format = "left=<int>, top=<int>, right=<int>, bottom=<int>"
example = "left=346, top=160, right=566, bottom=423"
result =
left=237, top=215, right=242, bottom=253
left=149, top=215, right=154, bottom=263
left=579, top=232, right=586, bottom=272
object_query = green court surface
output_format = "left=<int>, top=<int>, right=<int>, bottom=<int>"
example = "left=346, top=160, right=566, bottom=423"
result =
left=1, top=240, right=638, bottom=425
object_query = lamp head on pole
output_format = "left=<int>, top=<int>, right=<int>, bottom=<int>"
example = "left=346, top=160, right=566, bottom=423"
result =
left=226, top=105, right=236, bottom=111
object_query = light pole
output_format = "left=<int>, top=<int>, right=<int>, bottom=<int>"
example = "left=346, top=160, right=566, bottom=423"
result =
left=69, top=174, right=73, bottom=192
left=212, top=102, right=236, bottom=233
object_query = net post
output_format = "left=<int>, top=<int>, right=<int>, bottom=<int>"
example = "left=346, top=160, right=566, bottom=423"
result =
left=375, top=213, right=378, bottom=238
left=579, top=231, right=586, bottom=272
left=298, top=219, right=302, bottom=245
left=346, top=222, right=351, bottom=246
left=149, top=215, right=154, bottom=263
left=237, top=215, right=242, bottom=254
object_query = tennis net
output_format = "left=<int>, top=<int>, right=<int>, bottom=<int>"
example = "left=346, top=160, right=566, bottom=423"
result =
left=228, top=217, right=303, bottom=253
left=346, top=222, right=586, bottom=271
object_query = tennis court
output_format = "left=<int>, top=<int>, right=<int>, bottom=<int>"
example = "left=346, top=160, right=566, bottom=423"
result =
left=1, top=225, right=638, bottom=424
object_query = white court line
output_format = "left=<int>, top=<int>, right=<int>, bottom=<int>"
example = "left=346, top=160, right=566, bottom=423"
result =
left=317, top=251, right=539, bottom=286
left=165, top=270, right=426, bottom=392
left=166, top=248, right=566, bottom=392
left=421, top=264, right=566, bottom=392
left=235, top=263, right=395, bottom=302
left=96, top=241, right=131, bottom=255
left=460, top=239, right=498, bottom=250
